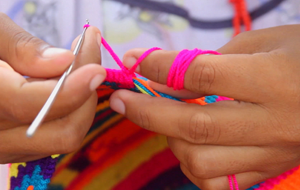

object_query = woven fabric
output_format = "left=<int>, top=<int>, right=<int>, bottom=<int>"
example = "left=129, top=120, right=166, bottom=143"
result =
left=8, top=77, right=300, bottom=190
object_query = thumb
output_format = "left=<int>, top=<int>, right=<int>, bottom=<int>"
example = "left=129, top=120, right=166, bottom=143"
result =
left=70, top=26, right=102, bottom=69
left=0, top=13, right=74, bottom=78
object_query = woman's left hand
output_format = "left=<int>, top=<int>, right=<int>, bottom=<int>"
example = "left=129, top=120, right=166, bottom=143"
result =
left=109, top=25, right=300, bottom=190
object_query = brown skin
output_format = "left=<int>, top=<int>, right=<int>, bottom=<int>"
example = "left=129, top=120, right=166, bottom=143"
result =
left=109, top=25, right=300, bottom=190
left=0, top=13, right=106, bottom=163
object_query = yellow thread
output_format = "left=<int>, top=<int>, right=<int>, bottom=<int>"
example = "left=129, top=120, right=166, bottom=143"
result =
left=51, top=155, right=60, bottom=159
left=10, top=163, right=26, bottom=178
left=85, top=135, right=168, bottom=190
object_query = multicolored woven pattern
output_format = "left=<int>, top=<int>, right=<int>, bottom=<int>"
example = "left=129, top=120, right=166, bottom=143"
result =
left=8, top=76, right=300, bottom=190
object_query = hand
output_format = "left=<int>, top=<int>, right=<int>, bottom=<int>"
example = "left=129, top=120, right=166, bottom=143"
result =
left=109, top=25, right=300, bottom=190
left=0, top=13, right=106, bottom=163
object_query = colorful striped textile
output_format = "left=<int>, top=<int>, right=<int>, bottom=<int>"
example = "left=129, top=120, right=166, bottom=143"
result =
left=8, top=77, right=300, bottom=190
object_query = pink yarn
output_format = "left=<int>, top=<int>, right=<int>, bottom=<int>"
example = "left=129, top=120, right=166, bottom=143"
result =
left=101, top=38, right=221, bottom=90
left=167, top=49, right=220, bottom=90
left=232, top=175, right=240, bottom=190
left=83, top=24, right=90, bottom=28
left=97, top=32, right=239, bottom=190
left=228, top=175, right=239, bottom=190
left=101, top=37, right=161, bottom=88
left=228, top=175, right=234, bottom=190
left=129, top=47, right=162, bottom=73
left=216, top=96, right=232, bottom=101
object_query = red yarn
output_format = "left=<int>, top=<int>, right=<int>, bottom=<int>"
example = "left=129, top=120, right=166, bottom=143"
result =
left=229, top=0, right=252, bottom=36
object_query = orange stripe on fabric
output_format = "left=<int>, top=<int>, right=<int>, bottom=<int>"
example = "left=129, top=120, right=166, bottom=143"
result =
left=133, top=78, right=161, bottom=97
left=96, top=100, right=110, bottom=112
left=87, top=120, right=155, bottom=162
left=53, top=113, right=123, bottom=178
left=84, top=135, right=168, bottom=190
left=272, top=168, right=300, bottom=190
left=64, top=120, right=156, bottom=190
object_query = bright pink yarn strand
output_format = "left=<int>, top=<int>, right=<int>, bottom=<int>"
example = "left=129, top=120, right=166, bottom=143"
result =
left=228, top=175, right=234, bottom=190
left=232, top=175, right=240, bottom=190
left=129, top=47, right=162, bottom=73
left=100, top=37, right=161, bottom=88
left=101, top=37, right=125, bottom=70
left=83, top=24, right=90, bottom=28
left=167, top=48, right=220, bottom=90
left=85, top=24, right=239, bottom=189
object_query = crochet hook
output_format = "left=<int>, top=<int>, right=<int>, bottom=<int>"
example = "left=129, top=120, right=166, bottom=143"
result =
left=26, top=20, right=90, bottom=138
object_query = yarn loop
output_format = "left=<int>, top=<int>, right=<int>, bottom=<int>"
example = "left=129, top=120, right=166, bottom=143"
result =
left=100, top=36, right=238, bottom=190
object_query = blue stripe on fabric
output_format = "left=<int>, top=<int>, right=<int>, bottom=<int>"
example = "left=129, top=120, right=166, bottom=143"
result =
left=14, top=165, right=50, bottom=190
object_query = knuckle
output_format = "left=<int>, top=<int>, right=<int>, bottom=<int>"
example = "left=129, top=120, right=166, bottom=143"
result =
left=190, top=60, right=216, bottom=93
left=63, top=93, right=81, bottom=110
left=187, top=112, right=215, bottom=144
left=148, top=50, right=175, bottom=83
left=277, top=126, right=300, bottom=145
left=55, top=119, right=84, bottom=154
left=148, top=54, right=164, bottom=83
left=186, top=150, right=208, bottom=178
left=9, top=31, right=44, bottom=61
left=7, top=101, right=29, bottom=123
left=136, top=109, right=153, bottom=130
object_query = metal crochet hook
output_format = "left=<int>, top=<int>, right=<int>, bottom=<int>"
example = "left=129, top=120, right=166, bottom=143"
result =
left=26, top=20, right=90, bottom=138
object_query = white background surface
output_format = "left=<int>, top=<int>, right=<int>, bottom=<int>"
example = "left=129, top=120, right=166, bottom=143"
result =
left=0, top=165, right=8, bottom=189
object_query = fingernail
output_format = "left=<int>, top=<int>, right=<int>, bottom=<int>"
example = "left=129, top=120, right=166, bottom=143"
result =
left=110, top=97, right=125, bottom=115
left=124, top=57, right=139, bottom=72
left=42, top=48, right=69, bottom=58
left=97, top=33, right=102, bottom=49
left=90, top=74, right=105, bottom=91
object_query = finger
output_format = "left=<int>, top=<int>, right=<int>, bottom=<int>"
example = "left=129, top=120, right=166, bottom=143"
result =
left=0, top=13, right=74, bottom=78
left=168, top=137, right=272, bottom=179
left=110, top=90, right=269, bottom=146
left=0, top=63, right=105, bottom=124
left=0, top=93, right=97, bottom=155
left=217, top=25, right=300, bottom=54
left=0, top=60, right=14, bottom=71
left=71, top=26, right=102, bottom=69
left=180, top=164, right=266, bottom=190
left=123, top=48, right=275, bottom=102
left=1, top=154, right=50, bottom=164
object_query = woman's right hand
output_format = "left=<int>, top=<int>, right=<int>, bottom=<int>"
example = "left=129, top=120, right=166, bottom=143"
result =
left=0, top=13, right=106, bottom=163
